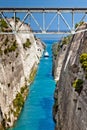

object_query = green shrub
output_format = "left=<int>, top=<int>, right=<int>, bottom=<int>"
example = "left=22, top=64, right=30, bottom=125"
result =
left=23, top=39, right=31, bottom=49
left=13, top=92, right=24, bottom=108
left=80, top=53, right=87, bottom=63
left=73, top=79, right=83, bottom=94
left=13, top=86, right=28, bottom=117
left=75, top=21, right=84, bottom=29
left=21, top=85, right=27, bottom=94
left=82, top=61, right=87, bottom=71
left=8, top=42, right=17, bottom=52
left=62, top=35, right=72, bottom=45
left=0, top=19, right=8, bottom=28
left=80, top=53, right=87, bottom=71
left=4, top=42, right=17, bottom=55
left=53, top=51, right=58, bottom=57
left=13, top=92, right=24, bottom=117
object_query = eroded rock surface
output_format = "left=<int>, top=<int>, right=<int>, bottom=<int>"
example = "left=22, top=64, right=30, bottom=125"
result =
left=53, top=24, right=87, bottom=130
left=0, top=19, right=45, bottom=129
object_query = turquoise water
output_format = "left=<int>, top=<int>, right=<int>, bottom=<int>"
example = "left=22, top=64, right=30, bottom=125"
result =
left=9, top=40, right=56, bottom=130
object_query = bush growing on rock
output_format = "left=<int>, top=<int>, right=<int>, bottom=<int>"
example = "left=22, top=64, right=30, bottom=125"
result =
left=75, top=21, right=84, bottom=29
left=4, top=42, right=17, bottom=55
left=21, top=85, right=27, bottom=94
left=12, top=85, right=28, bottom=118
left=13, top=92, right=24, bottom=117
left=13, top=92, right=24, bottom=108
left=73, top=79, right=83, bottom=94
left=0, top=19, right=8, bottom=28
left=23, top=39, right=31, bottom=49
left=62, top=35, right=72, bottom=45
left=80, top=53, right=87, bottom=71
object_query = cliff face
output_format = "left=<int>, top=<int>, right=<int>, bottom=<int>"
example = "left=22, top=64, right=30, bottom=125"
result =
left=52, top=43, right=68, bottom=81
left=53, top=24, right=87, bottom=130
left=0, top=19, right=44, bottom=128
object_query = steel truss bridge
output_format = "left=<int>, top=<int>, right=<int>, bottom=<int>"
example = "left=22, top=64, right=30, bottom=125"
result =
left=0, top=8, right=87, bottom=35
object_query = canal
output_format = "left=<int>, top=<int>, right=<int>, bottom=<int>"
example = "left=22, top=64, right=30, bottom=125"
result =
left=9, top=40, right=56, bottom=130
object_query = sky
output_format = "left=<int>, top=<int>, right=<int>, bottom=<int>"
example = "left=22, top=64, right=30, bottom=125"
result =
left=0, top=0, right=87, bottom=8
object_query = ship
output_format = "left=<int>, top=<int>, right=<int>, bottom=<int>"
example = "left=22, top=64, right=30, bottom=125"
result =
left=44, top=51, right=49, bottom=57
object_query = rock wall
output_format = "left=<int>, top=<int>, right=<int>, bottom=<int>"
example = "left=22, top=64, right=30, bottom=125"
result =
left=53, top=44, right=68, bottom=81
left=53, top=24, right=87, bottom=130
left=0, top=19, right=44, bottom=128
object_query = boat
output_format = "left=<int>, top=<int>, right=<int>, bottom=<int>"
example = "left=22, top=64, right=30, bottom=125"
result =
left=44, top=51, right=49, bottom=57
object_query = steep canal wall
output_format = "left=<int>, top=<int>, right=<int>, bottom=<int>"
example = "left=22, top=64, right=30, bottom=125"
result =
left=0, top=19, right=45, bottom=129
left=53, top=23, right=87, bottom=130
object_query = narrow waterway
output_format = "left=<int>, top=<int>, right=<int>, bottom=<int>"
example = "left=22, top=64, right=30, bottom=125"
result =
left=9, top=40, right=56, bottom=130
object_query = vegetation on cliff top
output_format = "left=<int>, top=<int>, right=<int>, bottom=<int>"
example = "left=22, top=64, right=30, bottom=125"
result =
left=52, top=35, right=72, bottom=58
left=0, top=19, right=8, bottom=29
left=0, top=19, right=11, bottom=32
left=75, top=21, right=84, bottom=29
left=61, top=35, right=72, bottom=45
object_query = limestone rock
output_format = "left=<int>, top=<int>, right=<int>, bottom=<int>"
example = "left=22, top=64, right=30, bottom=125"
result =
left=0, top=19, right=45, bottom=129
left=53, top=23, right=87, bottom=130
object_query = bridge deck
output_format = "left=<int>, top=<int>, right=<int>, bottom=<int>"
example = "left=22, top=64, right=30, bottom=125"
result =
left=0, top=8, right=87, bottom=12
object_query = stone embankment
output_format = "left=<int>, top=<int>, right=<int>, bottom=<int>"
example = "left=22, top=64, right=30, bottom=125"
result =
left=53, top=23, right=87, bottom=130
left=0, top=19, right=45, bottom=129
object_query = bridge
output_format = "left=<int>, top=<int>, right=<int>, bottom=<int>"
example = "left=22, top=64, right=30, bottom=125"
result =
left=0, top=8, right=87, bottom=35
